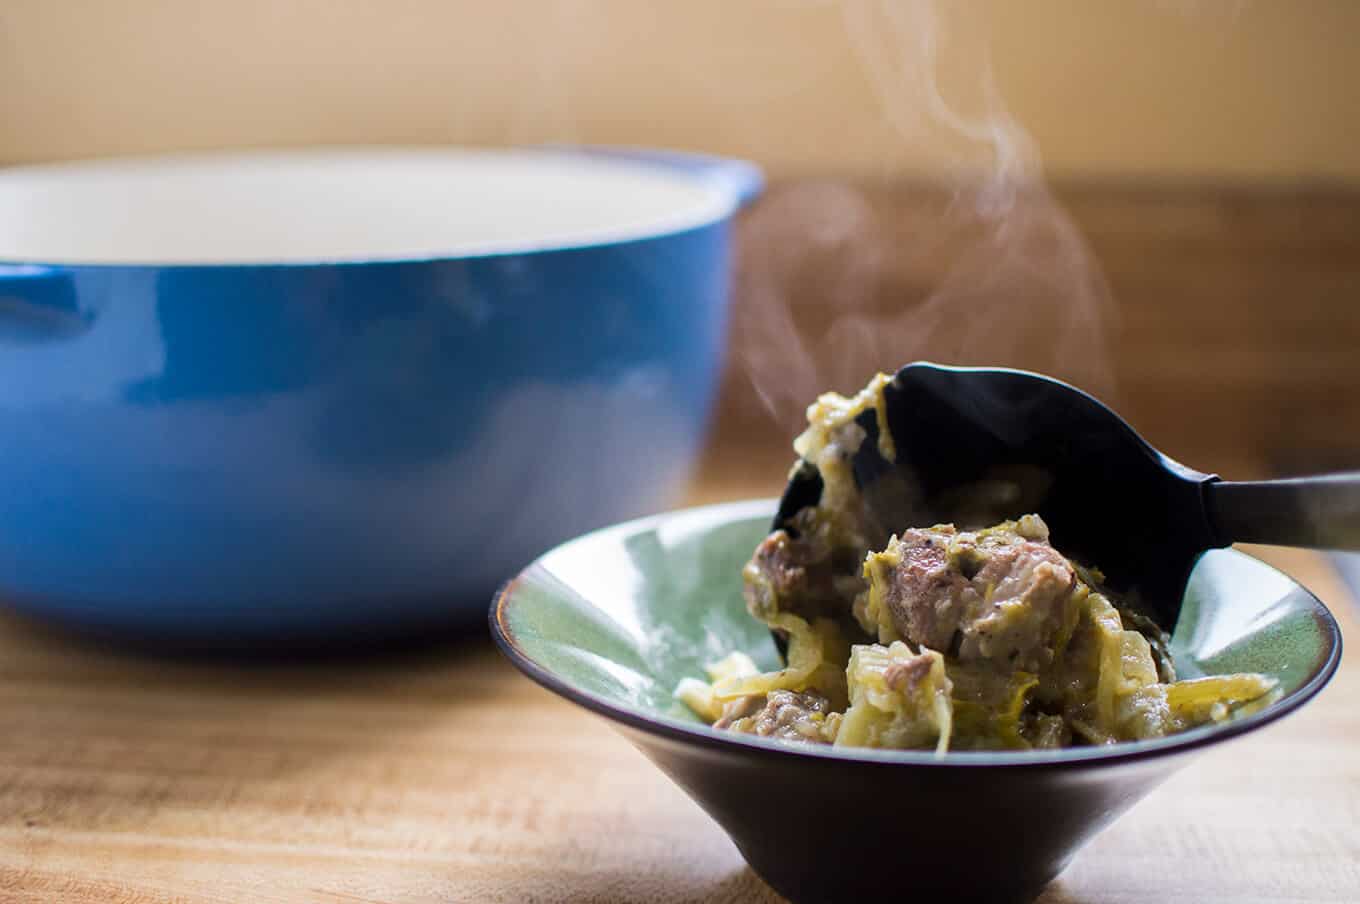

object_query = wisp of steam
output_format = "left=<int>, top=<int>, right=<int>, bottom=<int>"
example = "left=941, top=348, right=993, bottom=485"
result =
left=735, top=0, right=1116, bottom=431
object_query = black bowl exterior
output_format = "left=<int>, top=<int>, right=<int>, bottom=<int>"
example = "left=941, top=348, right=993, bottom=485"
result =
left=620, top=724, right=1190, bottom=904
left=490, top=502, right=1343, bottom=904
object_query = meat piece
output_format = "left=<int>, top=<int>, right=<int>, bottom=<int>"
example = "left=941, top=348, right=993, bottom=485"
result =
left=869, top=516, right=1078, bottom=673
left=742, top=528, right=857, bottom=623
left=714, top=690, right=835, bottom=743
left=882, top=653, right=935, bottom=693
left=712, top=694, right=764, bottom=729
left=876, top=525, right=967, bottom=651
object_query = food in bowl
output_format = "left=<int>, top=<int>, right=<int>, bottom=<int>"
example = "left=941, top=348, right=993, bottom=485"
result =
left=677, top=374, right=1277, bottom=752
left=493, top=493, right=1341, bottom=903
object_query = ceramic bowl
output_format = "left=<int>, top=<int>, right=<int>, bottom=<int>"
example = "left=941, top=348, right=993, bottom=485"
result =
left=491, top=500, right=1342, bottom=904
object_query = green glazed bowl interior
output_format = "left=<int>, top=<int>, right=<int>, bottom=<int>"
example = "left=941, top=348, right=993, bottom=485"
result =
left=491, top=500, right=1341, bottom=903
left=493, top=499, right=1340, bottom=766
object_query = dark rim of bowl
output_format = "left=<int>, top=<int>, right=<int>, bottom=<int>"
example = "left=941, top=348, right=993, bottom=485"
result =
left=489, top=500, right=1344, bottom=770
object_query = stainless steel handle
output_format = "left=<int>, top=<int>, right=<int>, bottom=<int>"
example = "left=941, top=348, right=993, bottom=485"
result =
left=1207, top=472, right=1360, bottom=550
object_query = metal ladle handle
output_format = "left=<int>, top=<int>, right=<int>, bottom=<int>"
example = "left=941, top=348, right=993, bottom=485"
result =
left=1206, top=472, right=1360, bottom=550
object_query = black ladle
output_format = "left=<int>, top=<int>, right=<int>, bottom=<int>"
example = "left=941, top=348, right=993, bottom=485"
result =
left=774, top=361, right=1360, bottom=631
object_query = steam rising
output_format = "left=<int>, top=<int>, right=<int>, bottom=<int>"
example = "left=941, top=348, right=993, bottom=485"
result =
left=736, top=0, right=1115, bottom=429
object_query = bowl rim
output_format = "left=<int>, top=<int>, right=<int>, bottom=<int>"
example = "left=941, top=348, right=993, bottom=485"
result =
left=490, top=499, right=1344, bottom=770
left=0, top=145, right=753, bottom=269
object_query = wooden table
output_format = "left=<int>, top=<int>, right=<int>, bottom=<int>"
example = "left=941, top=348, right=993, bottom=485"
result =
left=1, top=473, right=1356, bottom=904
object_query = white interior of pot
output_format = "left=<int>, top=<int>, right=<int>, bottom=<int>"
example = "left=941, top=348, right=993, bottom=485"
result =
left=0, top=148, right=732, bottom=265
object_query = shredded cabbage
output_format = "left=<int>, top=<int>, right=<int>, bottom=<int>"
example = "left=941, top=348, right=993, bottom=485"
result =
left=673, top=374, right=1278, bottom=752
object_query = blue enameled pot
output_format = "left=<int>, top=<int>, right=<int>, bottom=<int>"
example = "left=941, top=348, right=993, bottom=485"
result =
left=0, top=146, right=760, bottom=644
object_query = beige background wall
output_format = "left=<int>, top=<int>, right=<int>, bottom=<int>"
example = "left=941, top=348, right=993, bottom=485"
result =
left=1, top=0, right=1357, bottom=184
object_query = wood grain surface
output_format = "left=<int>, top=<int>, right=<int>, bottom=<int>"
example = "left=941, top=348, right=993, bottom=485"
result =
left=0, top=471, right=1355, bottom=903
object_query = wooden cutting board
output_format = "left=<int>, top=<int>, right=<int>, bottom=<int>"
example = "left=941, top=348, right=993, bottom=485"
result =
left=0, top=479, right=1355, bottom=903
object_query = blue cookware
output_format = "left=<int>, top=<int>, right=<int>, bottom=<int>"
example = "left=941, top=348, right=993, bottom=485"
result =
left=0, top=146, right=760, bottom=644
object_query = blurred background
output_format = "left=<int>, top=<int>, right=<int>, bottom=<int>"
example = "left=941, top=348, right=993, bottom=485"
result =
left=4, top=0, right=1357, bottom=499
